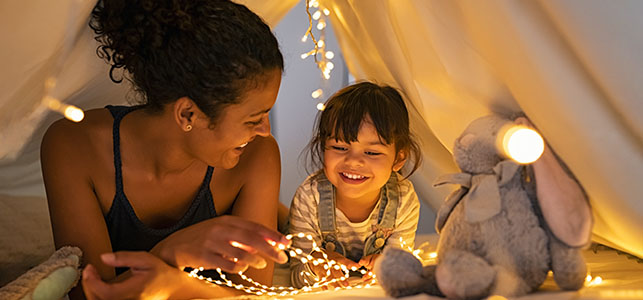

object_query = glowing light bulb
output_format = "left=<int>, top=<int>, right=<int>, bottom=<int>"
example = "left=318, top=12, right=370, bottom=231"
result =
left=317, top=40, right=325, bottom=48
left=64, top=106, right=84, bottom=122
left=317, top=20, right=326, bottom=30
left=325, top=51, right=335, bottom=59
left=312, top=89, right=323, bottom=99
left=501, top=126, right=544, bottom=164
left=46, top=97, right=84, bottom=122
left=313, top=11, right=322, bottom=20
left=323, top=8, right=330, bottom=15
left=317, top=103, right=325, bottom=111
left=301, top=34, right=308, bottom=42
left=326, top=62, right=334, bottom=70
left=301, top=53, right=309, bottom=59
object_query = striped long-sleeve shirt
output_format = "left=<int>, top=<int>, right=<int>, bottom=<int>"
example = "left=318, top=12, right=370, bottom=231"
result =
left=288, top=172, right=420, bottom=288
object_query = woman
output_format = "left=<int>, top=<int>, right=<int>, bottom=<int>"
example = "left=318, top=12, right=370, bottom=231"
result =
left=41, top=0, right=287, bottom=298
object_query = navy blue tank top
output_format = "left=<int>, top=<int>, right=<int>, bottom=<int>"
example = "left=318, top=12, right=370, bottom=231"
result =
left=104, top=105, right=218, bottom=256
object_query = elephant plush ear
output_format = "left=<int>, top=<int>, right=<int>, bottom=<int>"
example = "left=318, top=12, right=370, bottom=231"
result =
left=435, top=187, right=467, bottom=233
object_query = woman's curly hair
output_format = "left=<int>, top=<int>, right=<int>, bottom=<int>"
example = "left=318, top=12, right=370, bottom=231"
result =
left=90, top=0, right=283, bottom=123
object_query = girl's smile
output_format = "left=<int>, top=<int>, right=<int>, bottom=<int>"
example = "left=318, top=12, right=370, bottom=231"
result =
left=323, top=116, right=406, bottom=205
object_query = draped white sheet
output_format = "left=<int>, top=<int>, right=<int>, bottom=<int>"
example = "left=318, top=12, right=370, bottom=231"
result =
left=323, top=0, right=643, bottom=258
left=0, top=0, right=298, bottom=195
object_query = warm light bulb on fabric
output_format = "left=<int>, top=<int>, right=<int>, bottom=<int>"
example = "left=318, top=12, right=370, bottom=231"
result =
left=46, top=97, right=84, bottom=123
left=325, top=51, right=335, bottom=59
left=64, top=106, right=85, bottom=122
left=500, top=125, right=544, bottom=164
left=317, top=20, right=326, bottom=30
left=312, top=89, right=323, bottom=99
left=317, top=103, right=326, bottom=111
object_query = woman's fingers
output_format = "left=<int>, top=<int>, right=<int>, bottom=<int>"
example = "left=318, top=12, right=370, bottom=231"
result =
left=82, top=264, right=137, bottom=300
left=219, top=242, right=267, bottom=269
left=218, top=226, right=288, bottom=264
left=223, top=215, right=290, bottom=246
left=100, top=251, right=155, bottom=271
left=81, top=264, right=104, bottom=300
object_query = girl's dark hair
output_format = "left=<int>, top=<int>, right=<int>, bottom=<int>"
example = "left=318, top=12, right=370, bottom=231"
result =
left=307, top=82, right=422, bottom=178
left=90, top=0, right=283, bottom=123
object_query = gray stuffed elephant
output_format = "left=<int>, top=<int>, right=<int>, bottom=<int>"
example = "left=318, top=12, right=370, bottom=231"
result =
left=375, top=115, right=587, bottom=299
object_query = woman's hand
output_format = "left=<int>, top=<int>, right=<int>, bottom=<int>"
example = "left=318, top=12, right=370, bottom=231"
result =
left=82, top=251, right=182, bottom=300
left=307, top=250, right=359, bottom=289
left=152, top=215, right=289, bottom=273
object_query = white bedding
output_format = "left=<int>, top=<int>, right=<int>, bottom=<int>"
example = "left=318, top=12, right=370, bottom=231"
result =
left=214, top=234, right=643, bottom=300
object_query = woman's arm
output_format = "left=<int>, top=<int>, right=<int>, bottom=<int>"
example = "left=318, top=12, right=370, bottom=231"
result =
left=41, top=120, right=116, bottom=299
left=228, top=135, right=282, bottom=285
left=82, top=251, right=246, bottom=299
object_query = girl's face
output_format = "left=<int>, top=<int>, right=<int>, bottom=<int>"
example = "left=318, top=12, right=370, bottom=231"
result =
left=190, top=69, right=282, bottom=169
left=323, top=117, right=406, bottom=204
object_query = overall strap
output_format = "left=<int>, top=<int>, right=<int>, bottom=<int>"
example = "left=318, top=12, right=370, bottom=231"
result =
left=315, top=172, right=346, bottom=255
left=363, top=172, right=400, bottom=257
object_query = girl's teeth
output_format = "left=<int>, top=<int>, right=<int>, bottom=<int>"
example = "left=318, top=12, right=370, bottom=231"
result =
left=342, top=172, right=365, bottom=180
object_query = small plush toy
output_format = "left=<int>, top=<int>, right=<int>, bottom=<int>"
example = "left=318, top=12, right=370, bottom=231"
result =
left=375, top=114, right=587, bottom=299
left=0, top=246, right=82, bottom=300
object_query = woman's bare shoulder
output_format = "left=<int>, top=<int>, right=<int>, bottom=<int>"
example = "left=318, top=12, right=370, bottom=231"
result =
left=41, top=108, right=115, bottom=166
left=237, top=135, right=280, bottom=174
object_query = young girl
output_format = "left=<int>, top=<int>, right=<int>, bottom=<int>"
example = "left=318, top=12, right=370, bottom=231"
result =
left=288, top=82, right=422, bottom=288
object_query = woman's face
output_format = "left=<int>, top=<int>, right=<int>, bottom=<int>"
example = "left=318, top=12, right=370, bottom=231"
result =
left=191, top=69, right=282, bottom=169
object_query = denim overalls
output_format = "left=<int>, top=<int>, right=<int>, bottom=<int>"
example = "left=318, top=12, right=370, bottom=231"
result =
left=314, top=171, right=401, bottom=261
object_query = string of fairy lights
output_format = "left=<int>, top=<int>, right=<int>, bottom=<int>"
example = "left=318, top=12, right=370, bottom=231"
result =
left=186, top=232, right=606, bottom=297
left=43, top=78, right=85, bottom=123
left=188, top=233, right=381, bottom=296
left=300, top=0, right=335, bottom=111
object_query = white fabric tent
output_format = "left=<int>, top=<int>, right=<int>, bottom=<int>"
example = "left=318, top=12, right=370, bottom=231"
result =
left=1, top=0, right=642, bottom=295
left=322, top=0, right=643, bottom=259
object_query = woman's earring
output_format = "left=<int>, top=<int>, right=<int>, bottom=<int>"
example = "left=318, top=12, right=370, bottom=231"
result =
left=185, top=124, right=192, bottom=131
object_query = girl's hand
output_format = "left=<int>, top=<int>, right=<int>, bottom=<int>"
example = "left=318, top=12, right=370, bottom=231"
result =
left=82, top=251, right=182, bottom=300
left=358, top=254, right=379, bottom=282
left=152, top=215, right=289, bottom=273
left=358, top=253, right=380, bottom=271
left=308, top=250, right=360, bottom=289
